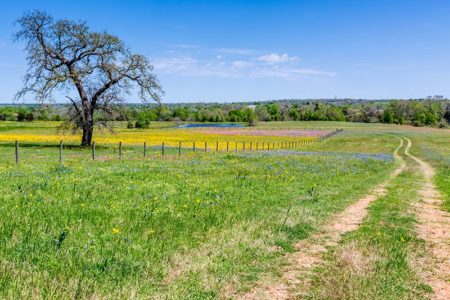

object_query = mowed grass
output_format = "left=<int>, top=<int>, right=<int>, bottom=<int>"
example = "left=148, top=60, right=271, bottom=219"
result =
left=0, top=125, right=399, bottom=298
left=306, top=152, right=430, bottom=299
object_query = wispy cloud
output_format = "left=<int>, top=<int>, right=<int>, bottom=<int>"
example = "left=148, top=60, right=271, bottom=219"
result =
left=171, top=44, right=200, bottom=49
left=258, top=53, right=299, bottom=63
left=154, top=53, right=335, bottom=79
left=216, top=48, right=257, bottom=56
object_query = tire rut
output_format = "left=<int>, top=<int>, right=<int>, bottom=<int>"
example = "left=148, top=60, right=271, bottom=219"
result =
left=238, top=137, right=407, bottom=300
left=404, top=137, right=450, bottom=300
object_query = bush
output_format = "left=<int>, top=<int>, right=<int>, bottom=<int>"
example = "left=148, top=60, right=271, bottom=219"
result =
left=135, top=119, right=150, bottom=129
left=25, top=112, right=34, bottom=122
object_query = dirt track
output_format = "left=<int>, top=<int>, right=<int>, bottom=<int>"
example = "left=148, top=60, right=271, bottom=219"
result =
left=239, top=138, right=407, bottom=300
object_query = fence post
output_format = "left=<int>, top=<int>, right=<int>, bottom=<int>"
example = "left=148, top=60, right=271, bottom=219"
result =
left=262, top=142, right=265, bottom=150
left=256, top=142, right=258, bottom=150
left=162, top=142, right=165, bottom=156
left=267, top=142, right=269, bottom=150
left=216, top=141, right=219, bottom=152
left=243, top=142, right=245, bottom=151
left=59, top=140, right=63, bottom=163
left=227, top=141, right=229, bottom=152
left=119, top=142, right=122, bottom=160
left=144, top=142, right=147, bottom=158
left=193, top=141, right=196, bottom=152
left=92, top=142, right=96, bottom=160
left=205, top=142, right=207, bottom=153
left=179, top=142, right=181, bottom=157
left=15, top=140, right=19, bottom=164
left=250, top=142, right=252, bottom=151
left=235, top=141, right=238, bottom=151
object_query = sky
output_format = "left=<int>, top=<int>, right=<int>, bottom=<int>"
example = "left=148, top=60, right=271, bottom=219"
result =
left=1, top=0, right=450, bottom=103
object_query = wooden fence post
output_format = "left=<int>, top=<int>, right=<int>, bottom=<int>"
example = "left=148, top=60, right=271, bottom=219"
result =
left=144, top=142, right=147, bottom=158
left=193, top=141, right=196, bottom=152
left=119, top=142, right=122, bottom=160
left=205, top=142, right=207, bottom=153
left=92, top=142, right=96, bottom=160
left=59, top=140, right=63, bottom=163
left=235, top=141, right=238, bottom=151
left=250, top=142, right=252, bottom=151
left=15, top=140, right=19, bottom=164
left=216, top=141, right=219, bottom=152
left=243, top=142, right=245, bottom=151
left=162, top=142, right=165, bottom=156
left=179, top=142, right=181, bottom=157
left=227, top=141, right=229, bottom=152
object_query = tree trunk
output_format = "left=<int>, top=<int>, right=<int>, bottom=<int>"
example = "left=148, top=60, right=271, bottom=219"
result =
left=81, top=120, right=94, bottom=146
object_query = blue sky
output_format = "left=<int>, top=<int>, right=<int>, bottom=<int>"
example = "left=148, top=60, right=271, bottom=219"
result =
left=1, top=0, right=450, bottom=103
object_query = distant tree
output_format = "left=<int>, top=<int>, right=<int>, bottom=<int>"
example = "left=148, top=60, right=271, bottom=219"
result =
left=17, top=110, right=27, bottom=122
left=383, top=109, right=394, bottom=124
left=14, top=11, right=163, bottom=146
left=255, top=105, right=270, bottom=121
left=25, top=112, right=34, bottom=122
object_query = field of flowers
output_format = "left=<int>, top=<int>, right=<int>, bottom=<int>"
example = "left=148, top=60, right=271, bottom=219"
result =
left=0, top=121, right=323, bottom=149
left=0, top=121, right=338, bottom=163
left=0, top=121, right=402, bottom=298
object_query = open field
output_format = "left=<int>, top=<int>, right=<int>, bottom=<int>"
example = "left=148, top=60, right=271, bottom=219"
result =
left=0, top=121, right=448, bottom=299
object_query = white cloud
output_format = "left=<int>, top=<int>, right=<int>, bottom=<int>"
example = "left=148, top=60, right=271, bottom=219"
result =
left=154, top=54, right=334, bottom=80
left=216, top=48, right=256, bottom=55
left=232, top=60, right=251, bottom=68
left=172, top=44, right=199, bottom=49
left=258, top=53, right=299, bottom=63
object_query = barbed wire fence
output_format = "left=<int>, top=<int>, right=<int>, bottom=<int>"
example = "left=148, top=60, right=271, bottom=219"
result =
left=9, top=128, right=343, bottom=164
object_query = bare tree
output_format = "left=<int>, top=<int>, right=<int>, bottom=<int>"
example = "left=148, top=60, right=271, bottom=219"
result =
left=14, top=11, right=163, bottom=146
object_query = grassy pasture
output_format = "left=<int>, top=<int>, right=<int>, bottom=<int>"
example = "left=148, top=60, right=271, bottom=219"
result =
left=0, top=121, right=448, bottom=298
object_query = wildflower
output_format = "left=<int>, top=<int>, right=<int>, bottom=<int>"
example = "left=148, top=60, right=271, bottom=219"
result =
left=80, top=203, right=85, bottom=207
left=195, top=199, right=201, bottom=204
left=14, top=205, right=19, bottom=209
left=112, top=228, right=120, bottom=234
left=183, top=204, right=188, bottom=208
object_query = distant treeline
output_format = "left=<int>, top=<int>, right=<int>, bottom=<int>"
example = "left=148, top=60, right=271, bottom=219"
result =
left=2, top=98, right=449, bottom=128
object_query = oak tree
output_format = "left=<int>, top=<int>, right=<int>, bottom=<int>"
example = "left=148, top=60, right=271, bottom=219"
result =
left=15, top=11, right=163, bottom=146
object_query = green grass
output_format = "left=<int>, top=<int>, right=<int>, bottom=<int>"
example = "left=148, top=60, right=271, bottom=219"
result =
left=0, top=130, right=397, bottom=298
left=306, top=153, right=430, bottom=299
left=0, top=121, right=448, bottom=298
